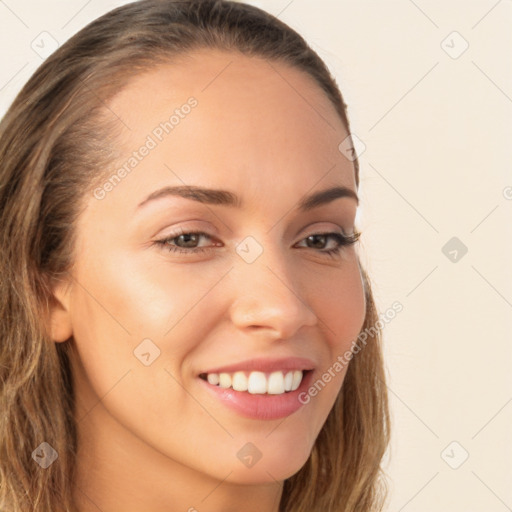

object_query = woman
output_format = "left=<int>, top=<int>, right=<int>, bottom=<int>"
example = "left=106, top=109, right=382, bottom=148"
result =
left=0, top=1, right=390, bottom=510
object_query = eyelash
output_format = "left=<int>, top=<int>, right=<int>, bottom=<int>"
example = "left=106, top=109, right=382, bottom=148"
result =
left=155, top=228, right=361, bottom=259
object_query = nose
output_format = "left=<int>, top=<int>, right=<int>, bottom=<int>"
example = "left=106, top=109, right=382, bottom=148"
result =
left=228, top=240, right=318, bottom=340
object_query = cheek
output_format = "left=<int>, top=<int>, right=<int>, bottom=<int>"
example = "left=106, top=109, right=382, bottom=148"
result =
left=67, top=254, right=214, bottom=466
left=315, top=257, right=366, bottom=353
left=70, top=243, right=218, bottom=345
left=67, top=246, right=226, bottom=415
left=294, top=257, right=365, bottom=432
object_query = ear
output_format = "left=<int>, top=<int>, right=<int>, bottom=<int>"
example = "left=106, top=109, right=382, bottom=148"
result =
left=49, top=277, right=73, bottom=343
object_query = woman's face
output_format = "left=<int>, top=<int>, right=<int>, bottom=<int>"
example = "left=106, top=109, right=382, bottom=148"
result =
left=55, top=49, right=365, bottom=486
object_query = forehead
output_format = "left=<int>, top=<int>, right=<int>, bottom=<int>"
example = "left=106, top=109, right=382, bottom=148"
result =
left=112, top=48, right=341, bottom=122
left=93, top=49, right=356, bottom=214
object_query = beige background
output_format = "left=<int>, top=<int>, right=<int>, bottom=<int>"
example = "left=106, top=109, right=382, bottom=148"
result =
left=1, top=1, right=511, bottom=510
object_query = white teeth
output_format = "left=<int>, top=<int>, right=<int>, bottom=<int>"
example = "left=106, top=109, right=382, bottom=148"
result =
left=218, top=373, right=231, bottom=388
left=207, top=373, right=219, bottom=386
left=267, top=371, right=285, bottom=394
left=232, top=371, right=248, bottom=392
left=204, top=370, right=305, bottom=395
left=284, top=371, right=293, bottom=391
left=248, top=371, right=267, bottom=394
left=291, top=370, right=302, bottom=391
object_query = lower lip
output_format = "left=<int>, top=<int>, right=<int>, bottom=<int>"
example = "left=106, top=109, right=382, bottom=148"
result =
left=198, top=371, right=313, bottom=420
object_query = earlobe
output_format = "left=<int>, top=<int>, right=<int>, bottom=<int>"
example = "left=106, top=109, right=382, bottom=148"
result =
left=49, top=279, right=73, bottom=343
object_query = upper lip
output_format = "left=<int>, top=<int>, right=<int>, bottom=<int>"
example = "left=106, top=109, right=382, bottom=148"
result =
left=199, top=357, right=316, bottom=375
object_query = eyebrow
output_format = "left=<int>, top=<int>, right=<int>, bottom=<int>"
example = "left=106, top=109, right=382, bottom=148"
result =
left=137, top=184, right=358, bottom=211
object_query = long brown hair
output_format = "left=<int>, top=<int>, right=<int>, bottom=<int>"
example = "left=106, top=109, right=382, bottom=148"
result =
left=0, top=1, right=390, bottom=510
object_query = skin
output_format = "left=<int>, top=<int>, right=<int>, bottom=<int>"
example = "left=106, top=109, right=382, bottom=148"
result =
left=50, top=49, right=366, bottom=512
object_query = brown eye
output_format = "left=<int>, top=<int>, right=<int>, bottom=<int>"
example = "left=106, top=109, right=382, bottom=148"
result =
left=156, top=230, right=217, bottom=255
left=297, top=231, right=360, bottom=257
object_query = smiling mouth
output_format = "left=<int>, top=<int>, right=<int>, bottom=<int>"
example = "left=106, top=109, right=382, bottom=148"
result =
left=199, top=369, right=312, bottom=395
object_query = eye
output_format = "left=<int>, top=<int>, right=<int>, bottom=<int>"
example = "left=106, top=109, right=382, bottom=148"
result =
left=154, top=228, right=360, bottom=258
left=155, top=229, right=218, bottom=255
left=295, top=232, right=361, bottom=258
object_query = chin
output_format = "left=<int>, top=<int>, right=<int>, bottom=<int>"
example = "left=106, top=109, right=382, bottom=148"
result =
left=218, top=443, right=313, bottom=485
left=226, top=461, right=307, bottom=485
